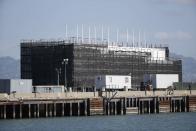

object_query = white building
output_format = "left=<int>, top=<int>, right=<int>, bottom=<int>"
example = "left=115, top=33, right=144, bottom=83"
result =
left=143, top=74, right=179, bottom=89
left=33, top=85, right=65, bottom=93
left=95, top=75, right=131, bottom=91
left=0, top=79, right=32, bottom=94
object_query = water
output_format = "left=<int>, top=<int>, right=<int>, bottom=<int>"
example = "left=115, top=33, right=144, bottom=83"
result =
left=0, top=113, right=196, bottom=131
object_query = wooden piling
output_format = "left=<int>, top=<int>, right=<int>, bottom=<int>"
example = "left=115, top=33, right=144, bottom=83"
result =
left=28, top=104, right=31, bottom=118
left=37, top=104, right=39, bottom=118
left=46, top=104, right=48, bottom=117
left=62, top=103, right=64, bottom=116
left=20, top=104, right=22, bottom=118
left=54, top=103, right=56, bottom=117
left=4, top=105, right=6, bottom=119
left=70, top=102, right=72, bottom=116
left=121, top=99, right=123, bottom=115
left=148, top=100, right=150, bottom=114
left=115, top=101, right=117, bottom=115
left=125, top=98, right=127, bottom=115
left=84, top=100, right=87, bottom=116
left=13, top=104, right=15, bottom=119
left=78, top=102, right=80, bottom=116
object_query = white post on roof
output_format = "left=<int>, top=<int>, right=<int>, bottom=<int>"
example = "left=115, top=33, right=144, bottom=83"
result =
left=81, top=24, right=84, bottom=43
left=139, top=30, right=141, bottom=46
left=107, top=27, right=110, bottom=46
left=132, top=30, right=135, bottom=45
left=117, top=28, right=119, bottom=43
left=76, top=24, right=79, bottom=43
left=88, top=26, right=91, bottom=44
left=94, top=25, right=96, bottom=44
left=144, top=31, right=146, bottom=45
left=101, top=25, right=104, bottom=42
left=65, top=24, right=68, bottom=39
left=126, top=28, right=129, bottom=43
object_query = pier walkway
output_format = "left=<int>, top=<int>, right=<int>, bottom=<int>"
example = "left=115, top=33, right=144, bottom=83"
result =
left=0, top=90, right=196, bottom=119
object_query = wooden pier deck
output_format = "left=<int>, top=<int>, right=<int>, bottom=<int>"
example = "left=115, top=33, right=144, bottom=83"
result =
left=0, top=90, right=196, bottom=119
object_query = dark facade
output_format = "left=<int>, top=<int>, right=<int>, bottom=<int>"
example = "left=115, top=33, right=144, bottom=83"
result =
left=21, top=40, right=182, bottom=90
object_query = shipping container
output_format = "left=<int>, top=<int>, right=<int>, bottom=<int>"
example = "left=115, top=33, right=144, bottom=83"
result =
left=95, top=75, right=131, bottom=90
left=143, top=74, right=179, bottom=89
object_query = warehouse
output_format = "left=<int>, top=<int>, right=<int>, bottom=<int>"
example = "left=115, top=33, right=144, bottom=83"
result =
left=21, top=39, right=182, bottom=91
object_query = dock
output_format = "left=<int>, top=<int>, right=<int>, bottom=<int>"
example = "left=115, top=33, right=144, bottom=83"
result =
left=0, top=90, right=196, bottom=119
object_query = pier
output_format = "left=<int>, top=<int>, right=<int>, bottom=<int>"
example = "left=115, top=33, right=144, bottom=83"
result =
left=0, top=90, right=196, bottom=119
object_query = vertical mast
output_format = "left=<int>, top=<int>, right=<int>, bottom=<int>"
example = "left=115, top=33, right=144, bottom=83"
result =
left=107, top=27, right=110, bottom=46
left=139, top=30, right=141, bottom=46
left=76, top=24, right=78, bottom=43
left=126, top=28, right=129, bottom=44
left=88, top=26, right=91, bottom=44
left=81, top=24, right=84, bottom=43
left=132, top=30, right=135, bottom=45
left=101, top=25, right=104, bottom=42
left=65, top=24, right=68, bottom=39
left=117, top=28, right=119, bottom=43
left=94, top=25, right=96, bottom=44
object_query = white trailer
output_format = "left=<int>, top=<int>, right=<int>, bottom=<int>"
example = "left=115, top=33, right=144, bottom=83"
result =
left=143, top=74, right=179, bottom=89
left=95, top=75, right=131, bottom=91
left=33, top=85, right=65, bottom=93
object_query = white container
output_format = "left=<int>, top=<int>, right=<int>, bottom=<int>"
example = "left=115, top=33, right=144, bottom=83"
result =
left=0, top=79, right=32, bottom=93
left=34, top=85, right=65, bottom=93
left=143, top=74, right=179, bottom=89
left=95, top=75, right=131, bottom=90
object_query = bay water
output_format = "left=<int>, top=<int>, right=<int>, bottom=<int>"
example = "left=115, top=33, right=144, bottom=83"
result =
left=0, top=112, right=196, bottom=131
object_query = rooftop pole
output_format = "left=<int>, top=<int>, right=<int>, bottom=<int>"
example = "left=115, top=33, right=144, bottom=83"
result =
left=76, top=24, right=78, bottom=43
left=101, top=25, right=104, bottom=42
left=65, top=24, right=68, bottom=39
left=144, top=31, right=146, bottom=46
left=62, top=59, right=68, bottom=91
left=139, top=30, right=141, bottom=46
left=132, top=30, right=135, bottom=46
left=107, top=27, right=110, bottom=46
left=56, top=68, right=61, bottom=86
left=88, top=26, right=91, bottom=44
left=56, top=68, right=59, bottom=86
left=82, top=24, right=84, bottom=43
left=126, top=28, right=129, bottom=44
left=94, top=25, right=97, bottom=44
left=117, top=28, right=119, bottom=43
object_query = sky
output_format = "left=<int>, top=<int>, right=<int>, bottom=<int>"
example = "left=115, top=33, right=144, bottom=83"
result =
left=0, top=0, right=196, bottom=59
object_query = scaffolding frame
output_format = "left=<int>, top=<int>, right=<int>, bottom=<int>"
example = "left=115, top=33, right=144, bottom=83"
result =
left=21, top=39, right=182, bottom=90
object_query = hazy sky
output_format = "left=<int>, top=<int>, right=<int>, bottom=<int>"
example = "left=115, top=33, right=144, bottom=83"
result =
left=0, top=0, right=196, bottom=59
